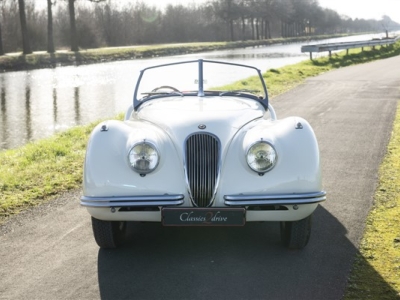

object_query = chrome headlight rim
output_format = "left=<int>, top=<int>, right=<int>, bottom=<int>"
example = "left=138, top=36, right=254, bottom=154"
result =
left=246, top=140, right=277, bottom=174
left=128, top=141, right=160, bottom=174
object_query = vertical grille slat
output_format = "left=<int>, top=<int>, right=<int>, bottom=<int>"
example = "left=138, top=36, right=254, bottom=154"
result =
left=185, top=133, right=219, bottom=207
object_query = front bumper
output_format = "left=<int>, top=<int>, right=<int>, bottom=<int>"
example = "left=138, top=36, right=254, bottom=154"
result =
left=224, top=191, right=326, bottom=206
left=81, top=191, right=326, bottom=222
left=80, top=191, right=326, bottom=208
left=80, top=194, right=185, bottom=207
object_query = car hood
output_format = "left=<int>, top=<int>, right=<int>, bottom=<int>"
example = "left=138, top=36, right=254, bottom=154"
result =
left=135, top=96, right=265, bottom=147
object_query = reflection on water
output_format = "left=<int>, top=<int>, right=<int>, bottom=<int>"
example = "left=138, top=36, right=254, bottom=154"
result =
left=25, top=85, right=32, bottom=141
left=53, top=88, right=57, bottom=124
left=0, top=65, right=135, bottom=149
left=74, top=87, right=80, bottom=123
left=1, top=78, right=6, bottom=148
left=0, top=33, right=389, bottom=150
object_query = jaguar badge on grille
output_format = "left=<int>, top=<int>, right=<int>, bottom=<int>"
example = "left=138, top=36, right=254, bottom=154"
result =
left=198, top=124, right=206, bottom=130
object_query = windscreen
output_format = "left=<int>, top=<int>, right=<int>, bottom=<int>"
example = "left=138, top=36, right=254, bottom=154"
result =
left=135, top=60, right=267, bottom=102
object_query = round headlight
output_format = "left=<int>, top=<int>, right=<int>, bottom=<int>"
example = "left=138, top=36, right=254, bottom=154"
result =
left=246, top=141, right=277, bottom=173
left=128, top=142, right=159, bottom=174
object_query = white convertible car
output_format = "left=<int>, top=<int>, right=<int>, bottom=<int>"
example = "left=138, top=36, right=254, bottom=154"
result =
left=81, top=59, right=326, bottom=249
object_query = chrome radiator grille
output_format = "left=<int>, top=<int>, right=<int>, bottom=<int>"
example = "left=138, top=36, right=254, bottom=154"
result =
left=185, top=133, right=220, bottom=207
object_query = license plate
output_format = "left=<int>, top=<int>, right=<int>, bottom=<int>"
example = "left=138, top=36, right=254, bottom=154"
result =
left=162, top=208, right=245, bottom=226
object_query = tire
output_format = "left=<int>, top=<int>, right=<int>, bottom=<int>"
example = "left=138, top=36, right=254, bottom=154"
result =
left=280, top=214, right=312, bottom=249
left=91, top=217, right=126, bottom=249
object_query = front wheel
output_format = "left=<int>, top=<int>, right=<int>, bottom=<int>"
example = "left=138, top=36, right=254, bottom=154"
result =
left=91, top=217, right=126, bottom=249
left=280, top=215, right=312, bottom=249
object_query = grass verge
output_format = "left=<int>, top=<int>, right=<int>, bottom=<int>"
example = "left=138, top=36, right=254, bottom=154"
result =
left=0, top=124, right=92, bottom=218
left=344, top=105, right=400, bottom=299
left=0, top=41, right=399, bottom=297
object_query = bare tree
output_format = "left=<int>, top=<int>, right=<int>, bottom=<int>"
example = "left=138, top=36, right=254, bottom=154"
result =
left=18, top=0, right=32, bottom=54
left=0, top=0, right=397, bottom=53
left=381, top=15, right=392, bottom=38
left=213, top=0, right=240, bottom=41
left=68, top=0, right=105, bottom=52
left=0, top=1, right=4, bottom=55
left=47, top=0, right=55, bottom=53
left=0, top=23, right=3, bottom=55
left=68, top=0, right=78, bottom=51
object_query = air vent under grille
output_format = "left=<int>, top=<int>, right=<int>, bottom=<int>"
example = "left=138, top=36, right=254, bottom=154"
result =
left=185, top=133, right=220, bottom=207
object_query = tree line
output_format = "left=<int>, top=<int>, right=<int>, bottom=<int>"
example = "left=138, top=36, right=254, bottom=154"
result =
left=0, top=0, right=399, bottom=55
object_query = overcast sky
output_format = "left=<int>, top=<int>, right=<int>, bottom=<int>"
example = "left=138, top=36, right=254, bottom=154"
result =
left=141, top=0, right=400, bottom=23
left=318, top=0, right=400, bottom=23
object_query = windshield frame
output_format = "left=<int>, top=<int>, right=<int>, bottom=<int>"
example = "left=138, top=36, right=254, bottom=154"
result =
left=133, top=59, right=269, bottom=111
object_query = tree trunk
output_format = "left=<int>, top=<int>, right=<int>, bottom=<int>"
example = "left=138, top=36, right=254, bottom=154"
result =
left=47, top=0, right=55, bottom=53
left=241, top=16, right=245, bottom=40
left=229, top=19, right=234, bottom=41
left=284, top=22, right=288, bottom=37
left=68, top=0, right=78, bottom=52
left=255, top=18, right=259, bottom=40
left=260, top=19, right=264, bottom=39
left=18, top=0, right=32, bottom=54
left=0, top=20, right=4, bottom=55
left=251, top=18, right=255, bottom=40
left=264, top=19, right=268, bottom=39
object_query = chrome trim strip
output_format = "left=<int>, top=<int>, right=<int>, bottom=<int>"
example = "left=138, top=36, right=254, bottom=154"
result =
left=198, top=59, right=204, bottom=97
left=81, top=194, right=184, bottom=208
left=224, top=191, right=326, bottom=206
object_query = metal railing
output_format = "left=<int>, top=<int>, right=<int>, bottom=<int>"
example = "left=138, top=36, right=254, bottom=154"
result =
left=301, top=35, right=400, bottom=59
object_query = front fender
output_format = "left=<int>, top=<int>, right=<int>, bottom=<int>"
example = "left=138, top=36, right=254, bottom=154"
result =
left=83, top=120, right=187, bottom=198
left=217, top=116, right=322, bottom=199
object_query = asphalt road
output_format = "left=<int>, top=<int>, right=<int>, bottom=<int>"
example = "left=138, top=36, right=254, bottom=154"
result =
left=1, top=55, right=400, bottom=300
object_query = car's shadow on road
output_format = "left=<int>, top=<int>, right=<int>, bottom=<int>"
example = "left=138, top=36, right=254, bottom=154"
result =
left=97, top=206, right=397, bottom=300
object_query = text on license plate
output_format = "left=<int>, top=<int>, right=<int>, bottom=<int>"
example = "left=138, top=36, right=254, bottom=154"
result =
left=162, top=208, right=245, bottom=226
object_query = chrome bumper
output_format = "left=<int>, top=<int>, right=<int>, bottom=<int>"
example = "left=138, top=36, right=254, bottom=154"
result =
left=80, top=194, right=185, bottom=207
left=81, top=191, right=326, bottom=208
left=224, top=191, right=326, bottom=206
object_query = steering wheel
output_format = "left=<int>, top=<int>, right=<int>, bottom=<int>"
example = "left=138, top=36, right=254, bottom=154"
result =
left=151, top=86, right=181, bottom=93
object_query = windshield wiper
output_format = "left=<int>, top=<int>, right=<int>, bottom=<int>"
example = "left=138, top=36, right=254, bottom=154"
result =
left=141, top=91, right=183, bottom=97
left=219, top=89, right=261, bottom=97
